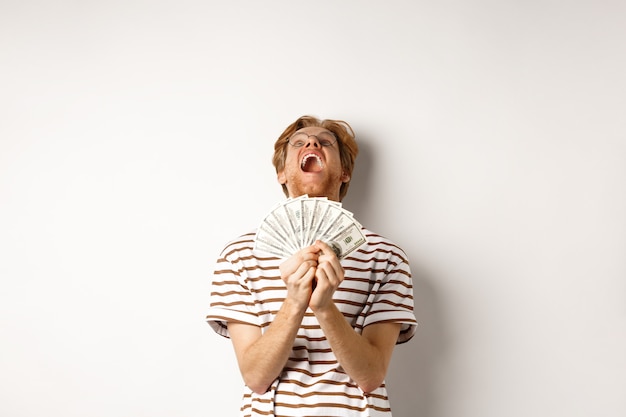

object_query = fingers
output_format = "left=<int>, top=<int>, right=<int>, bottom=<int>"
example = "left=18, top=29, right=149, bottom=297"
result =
left=279, top=243, right=343, bottom=299
left=313, top=240, right=343, bottom=279
left=313, top=240, right=335, bottom=257
left=295, top=259, right=317, bottom=281
left=309, top=258, right=343, bottom=312
left=280, top=246, right=320, bottom=280
left=314, top=260, right=342, bottom=289
left=310, top=241, right=344, bottom=299
left=281, top=254, right=317, bottom=310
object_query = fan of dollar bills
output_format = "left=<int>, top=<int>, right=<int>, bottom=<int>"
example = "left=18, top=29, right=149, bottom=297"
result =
left=254, top=195, right=367, bottom=259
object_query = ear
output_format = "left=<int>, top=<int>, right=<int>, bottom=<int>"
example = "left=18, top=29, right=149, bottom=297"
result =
left=341, top=172, right=350, bottom=183
left=277, top=171, right=286, bottom=185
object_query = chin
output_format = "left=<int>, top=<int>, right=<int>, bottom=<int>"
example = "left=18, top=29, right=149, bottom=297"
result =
left=288, top=180, right=340, bottom=200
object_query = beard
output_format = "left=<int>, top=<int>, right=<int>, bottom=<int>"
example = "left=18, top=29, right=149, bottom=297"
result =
left=283, top=171, right=343, bottom=201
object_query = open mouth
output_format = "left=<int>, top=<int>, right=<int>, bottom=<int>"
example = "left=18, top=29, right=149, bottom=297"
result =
left=301, top=153, right=323, bottom=173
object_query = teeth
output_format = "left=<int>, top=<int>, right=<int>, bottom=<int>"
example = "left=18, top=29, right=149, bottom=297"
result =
left=301, top=154, right=322, bottom=169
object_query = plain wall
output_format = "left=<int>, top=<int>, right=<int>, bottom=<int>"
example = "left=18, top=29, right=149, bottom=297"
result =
left=1, top=1, right=625, bottom=416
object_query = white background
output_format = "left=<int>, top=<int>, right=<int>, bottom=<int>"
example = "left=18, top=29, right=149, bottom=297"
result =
left=1, top=1, right=625, bottom=416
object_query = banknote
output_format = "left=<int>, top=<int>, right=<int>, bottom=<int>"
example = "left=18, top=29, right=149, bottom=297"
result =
left=324, top=222, right=367, bottom=259
left=253, top=196, right=367, bottom=259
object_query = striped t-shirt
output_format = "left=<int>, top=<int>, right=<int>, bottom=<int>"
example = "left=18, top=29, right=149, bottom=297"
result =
left=206, top=228, right=417, bottom=417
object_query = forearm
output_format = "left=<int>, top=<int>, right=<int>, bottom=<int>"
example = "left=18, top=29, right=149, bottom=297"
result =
left=233, top=298, right=306, bottom=394
left=314, top=303, right=400, bottom=393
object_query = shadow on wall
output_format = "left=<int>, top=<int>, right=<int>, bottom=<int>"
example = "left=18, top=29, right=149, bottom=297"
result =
left=342, top=134, right=374, bottom=220
left=343, top=136, right=447, bottom=417
left=387, top=265, right=446, bottom=417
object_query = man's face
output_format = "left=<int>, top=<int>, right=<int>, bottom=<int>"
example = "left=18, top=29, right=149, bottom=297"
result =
left=277, top=126, right=349, bottom=201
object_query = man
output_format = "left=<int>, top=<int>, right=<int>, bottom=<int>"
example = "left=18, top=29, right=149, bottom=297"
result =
left=206, top=115, right=417, bottom=416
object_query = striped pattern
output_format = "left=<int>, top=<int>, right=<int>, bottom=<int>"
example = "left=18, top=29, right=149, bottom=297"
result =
left=206, top=228, right=417, bottom=417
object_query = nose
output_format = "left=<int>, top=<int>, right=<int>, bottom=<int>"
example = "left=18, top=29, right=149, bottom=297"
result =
left=304, top=135, right=321, bottom=148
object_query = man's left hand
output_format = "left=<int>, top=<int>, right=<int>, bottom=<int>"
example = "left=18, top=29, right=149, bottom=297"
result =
left=309, top=240, right=344, bottom=311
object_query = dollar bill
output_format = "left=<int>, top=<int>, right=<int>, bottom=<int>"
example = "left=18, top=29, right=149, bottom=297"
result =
left=254, top=196, right=367, bottom=259
left=324, top=222, right=367, bottom=259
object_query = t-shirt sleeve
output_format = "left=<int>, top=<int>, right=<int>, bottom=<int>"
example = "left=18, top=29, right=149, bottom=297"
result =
left=362, top=255, right=418, bottom=344
left=205, top=253, right=261, bottom=338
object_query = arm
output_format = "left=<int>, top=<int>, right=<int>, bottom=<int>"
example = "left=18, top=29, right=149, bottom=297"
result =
left=315, top=309, right=401, bottom=393
left=228, top=298, right=306, bottom=394
left=228, top=246, right=319, bottom=394
left=310, top=241, right=401, bottom=393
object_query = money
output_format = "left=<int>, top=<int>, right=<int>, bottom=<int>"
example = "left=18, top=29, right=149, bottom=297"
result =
left=254, top=195, right=367, bottom=259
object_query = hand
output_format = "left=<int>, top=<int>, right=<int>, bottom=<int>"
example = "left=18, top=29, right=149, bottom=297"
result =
left=279, top=246, right=320, bottom=310
left=309, top=240, right=344, bottom=312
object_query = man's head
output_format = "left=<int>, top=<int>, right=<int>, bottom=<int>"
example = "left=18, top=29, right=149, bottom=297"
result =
left=272, top=116, right=358, bottom=201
